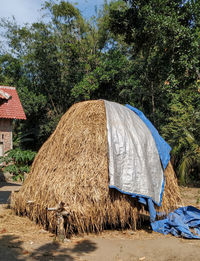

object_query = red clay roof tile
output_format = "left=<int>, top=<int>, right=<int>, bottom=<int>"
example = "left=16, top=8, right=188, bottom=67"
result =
left=0, top=86, right=26, bottom=120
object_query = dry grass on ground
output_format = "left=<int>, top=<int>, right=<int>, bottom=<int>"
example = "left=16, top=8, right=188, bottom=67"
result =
left=0, top=184, right=200, bottom=261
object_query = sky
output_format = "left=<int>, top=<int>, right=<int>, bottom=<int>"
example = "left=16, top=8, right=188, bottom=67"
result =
left=0, top=0, right=107, bottom=26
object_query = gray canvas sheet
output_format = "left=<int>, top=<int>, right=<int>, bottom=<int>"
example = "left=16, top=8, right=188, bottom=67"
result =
left=104, top=100, right=164, bottom=205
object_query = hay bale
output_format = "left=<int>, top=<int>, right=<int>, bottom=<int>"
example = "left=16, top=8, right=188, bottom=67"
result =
left=11, top=100, right=182, bottom=236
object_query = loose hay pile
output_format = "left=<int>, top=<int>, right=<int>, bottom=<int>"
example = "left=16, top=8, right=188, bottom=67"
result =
left=11, top=100, right=182, bottom=237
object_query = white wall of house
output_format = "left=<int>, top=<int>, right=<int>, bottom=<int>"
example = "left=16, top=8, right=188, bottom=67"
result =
left=0, top=119, right=13, bottom=155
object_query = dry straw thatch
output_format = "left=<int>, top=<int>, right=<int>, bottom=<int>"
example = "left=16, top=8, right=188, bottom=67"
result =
left=11, top=100, right=182, bottom=237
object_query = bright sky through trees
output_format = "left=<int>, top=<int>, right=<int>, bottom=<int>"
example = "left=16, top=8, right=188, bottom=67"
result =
left=0, top=0, right=106, bottom=25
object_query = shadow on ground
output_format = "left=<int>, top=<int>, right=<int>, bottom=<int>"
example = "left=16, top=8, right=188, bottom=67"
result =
left=0, top=235, right=97, bottom=261
left=0, top=182, right=21, bottom=204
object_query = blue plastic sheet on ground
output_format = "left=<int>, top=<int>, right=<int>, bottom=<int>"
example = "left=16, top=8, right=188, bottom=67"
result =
left=151, top=206, right=200, bottom=239
left=125, top=104, right=171, bottom=170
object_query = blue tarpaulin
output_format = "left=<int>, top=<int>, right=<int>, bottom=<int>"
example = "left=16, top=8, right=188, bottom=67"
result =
left=105, top=101, right=165, bottom=206
left=125, top=104, right=169, bottom=206
left=125, top=104, right=171, bottom=170
left=152, top=206, right=200, bottom=239
left=123, top=104, right=200, bottom=239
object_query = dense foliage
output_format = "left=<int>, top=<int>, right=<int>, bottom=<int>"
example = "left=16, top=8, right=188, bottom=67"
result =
left=0, top=0, right=200, bottom=185
left=0, top=149, right=36, bottom=181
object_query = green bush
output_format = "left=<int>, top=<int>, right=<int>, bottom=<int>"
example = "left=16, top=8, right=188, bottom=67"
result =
left=0, top=148, right=37, bottom=181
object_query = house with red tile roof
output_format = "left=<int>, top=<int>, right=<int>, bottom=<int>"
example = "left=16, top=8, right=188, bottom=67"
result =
left=0, top=86, right=26, bottom=155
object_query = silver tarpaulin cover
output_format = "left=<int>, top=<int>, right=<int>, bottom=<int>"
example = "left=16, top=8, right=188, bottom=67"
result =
left=104, top=100, right=164, bottom=205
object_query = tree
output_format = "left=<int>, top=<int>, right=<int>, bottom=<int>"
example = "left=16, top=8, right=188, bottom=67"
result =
left=0, top=1, right=100, bottom=149
left=108, top=0, right=200, bottom=124
left=107, top=0, right=200, bottom=183
left=161, top=87, right=200, bottom=185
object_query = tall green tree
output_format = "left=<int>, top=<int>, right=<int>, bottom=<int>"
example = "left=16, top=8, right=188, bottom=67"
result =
left=108, top=0, right=200, bottom=124
left=0, top=1, right=102, bottom=149
left=107, top=0, right=200, bottom=183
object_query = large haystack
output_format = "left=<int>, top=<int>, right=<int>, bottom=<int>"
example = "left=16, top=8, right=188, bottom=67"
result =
left=11, top=100, right=182, bottom=237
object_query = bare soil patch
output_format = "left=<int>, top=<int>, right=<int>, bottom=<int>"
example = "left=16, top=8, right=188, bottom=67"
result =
left=0, top=182, right=200, bottom=261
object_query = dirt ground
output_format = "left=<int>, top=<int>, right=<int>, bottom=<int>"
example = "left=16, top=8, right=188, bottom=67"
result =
left=0, top=182, right=200, bottom=261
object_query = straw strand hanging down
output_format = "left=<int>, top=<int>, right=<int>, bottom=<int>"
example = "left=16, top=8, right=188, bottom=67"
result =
left=11, top=100, right=182, bottom=237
